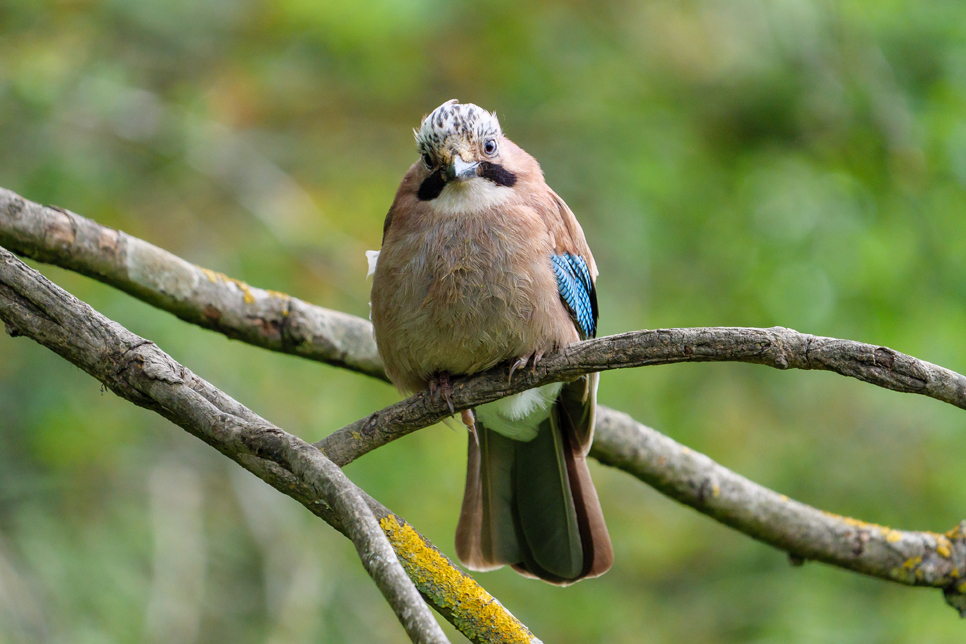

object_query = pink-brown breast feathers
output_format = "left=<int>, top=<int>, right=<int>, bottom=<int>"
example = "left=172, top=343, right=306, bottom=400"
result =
left=371, top=192, right=578, bottom=392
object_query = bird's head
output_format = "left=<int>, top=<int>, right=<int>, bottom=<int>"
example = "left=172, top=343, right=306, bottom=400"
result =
left=413, top=100, right=518, bottom=203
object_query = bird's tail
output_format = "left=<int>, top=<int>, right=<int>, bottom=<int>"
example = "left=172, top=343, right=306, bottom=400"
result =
left=455, top=379, right=612, bottom=584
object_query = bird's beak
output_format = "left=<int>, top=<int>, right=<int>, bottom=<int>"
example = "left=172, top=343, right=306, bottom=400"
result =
left=446, top=156, right=480, bottom=182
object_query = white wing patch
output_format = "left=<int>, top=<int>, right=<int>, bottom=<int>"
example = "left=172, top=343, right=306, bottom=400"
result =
left=366, top=250, right=380, bottom=278
left=366, top=250, right=380, bottom=322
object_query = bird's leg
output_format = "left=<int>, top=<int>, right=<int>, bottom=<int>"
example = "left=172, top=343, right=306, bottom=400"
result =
left=428, top=371, right=456, bottom=415
left=460, top=408, right=477, bottom=442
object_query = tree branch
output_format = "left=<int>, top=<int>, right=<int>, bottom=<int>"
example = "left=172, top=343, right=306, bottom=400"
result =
left=315, top=326, right=966, bottom=466
left=0, top=187, right=384, bottom=380
left=2, top=186, right=965, bottom=614
left=0, top=245, right=542, bottom=644
left=591, top=408, right=966, bottom=612
left=307, top=333, right=966, bottom=612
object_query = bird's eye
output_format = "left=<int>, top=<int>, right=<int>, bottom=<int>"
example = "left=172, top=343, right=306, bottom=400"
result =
left=422, top=153, right=434, bottom=169
left=483, top=139, right=497, bottom=156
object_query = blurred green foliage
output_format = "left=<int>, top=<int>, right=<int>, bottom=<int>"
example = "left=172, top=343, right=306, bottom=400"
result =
left=1, top=0, right=965, bottom=642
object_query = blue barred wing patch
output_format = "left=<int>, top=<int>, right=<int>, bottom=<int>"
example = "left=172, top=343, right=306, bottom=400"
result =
left=550, top=253, right=598, bottom=338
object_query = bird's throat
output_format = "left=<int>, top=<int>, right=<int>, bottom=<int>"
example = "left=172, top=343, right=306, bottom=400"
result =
left=426, top=177, right=515, bottom=216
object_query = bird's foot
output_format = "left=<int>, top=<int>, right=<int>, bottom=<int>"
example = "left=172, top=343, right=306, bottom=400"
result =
left=507, top=350, right=546, bottom=382
left=428, top=371, right=456, bottom=415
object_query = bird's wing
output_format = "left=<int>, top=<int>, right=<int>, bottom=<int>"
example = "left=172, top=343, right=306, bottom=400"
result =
left=533, top=190, right=600, bottom=453
left=537, top=190, right=598, bottom=340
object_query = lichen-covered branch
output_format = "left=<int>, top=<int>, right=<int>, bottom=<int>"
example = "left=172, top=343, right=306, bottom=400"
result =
left=306, top=338, right=966, bottom=612
left=3, top=186, right=965, bottom=614
left=0, top=245, right=540, bottom=644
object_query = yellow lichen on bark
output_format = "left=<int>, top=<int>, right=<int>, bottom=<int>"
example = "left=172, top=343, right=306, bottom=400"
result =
left=936, top=536, right=952, bottom=558
left=379, top=514, right=536, bottom=644
left=266, top=289, right=291, bottom=301
left=946, top=523, right=965, bottom=540
left=199, top=267, right=257, bottom=304
left=826, top=513, right=905, bottom=543
left=903, top=555, right=922, bottom=570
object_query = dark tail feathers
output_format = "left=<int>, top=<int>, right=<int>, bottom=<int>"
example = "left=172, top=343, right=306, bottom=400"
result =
left=455, top=396, right=612, bottom=584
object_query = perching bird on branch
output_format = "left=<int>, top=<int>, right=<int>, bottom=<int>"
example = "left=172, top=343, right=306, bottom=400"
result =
left=370, top=100, right=612, bottom=584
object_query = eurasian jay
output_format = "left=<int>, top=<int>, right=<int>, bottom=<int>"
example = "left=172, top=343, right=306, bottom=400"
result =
left=370, top=100, right=612, bottom=584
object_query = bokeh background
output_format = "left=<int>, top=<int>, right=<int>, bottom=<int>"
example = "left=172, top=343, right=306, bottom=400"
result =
left=1, top=0, right=965, bottom=642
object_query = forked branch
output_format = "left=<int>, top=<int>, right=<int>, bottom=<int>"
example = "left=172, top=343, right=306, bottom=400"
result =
left=2, top=186, right=965, bottom=615
left=0, top=246, right=540, bottom=644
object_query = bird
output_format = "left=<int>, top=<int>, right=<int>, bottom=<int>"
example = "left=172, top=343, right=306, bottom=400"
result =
left=369, top=99, right=612, bottom=584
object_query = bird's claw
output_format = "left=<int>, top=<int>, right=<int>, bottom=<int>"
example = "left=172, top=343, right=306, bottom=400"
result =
left=508, top=357, right=529, bottom=383
left=429, top=372, right=456, bottom=415
left=530, top=350, right=545, bottom=372
left=507, top=351, right=546, bottom=383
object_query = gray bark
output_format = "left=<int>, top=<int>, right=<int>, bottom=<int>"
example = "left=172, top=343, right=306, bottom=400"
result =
left=2, top=185, right=965, bottom=616
left=0, top=245, right=464, bottom=644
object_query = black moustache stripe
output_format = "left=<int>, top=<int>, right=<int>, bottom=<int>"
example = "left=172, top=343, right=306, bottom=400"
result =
left=416, top=162, right=518, bottom=201
left=417, top=170, right=446, bottom=201
left=479, top=162, right=517, bottom=187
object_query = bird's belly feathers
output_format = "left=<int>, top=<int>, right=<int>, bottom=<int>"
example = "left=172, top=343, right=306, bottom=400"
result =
left=371, top=212, right=574, bottom=392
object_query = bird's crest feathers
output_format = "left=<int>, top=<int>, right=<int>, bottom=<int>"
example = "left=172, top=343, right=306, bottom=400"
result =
left=414, top=99, right=502, bottom=159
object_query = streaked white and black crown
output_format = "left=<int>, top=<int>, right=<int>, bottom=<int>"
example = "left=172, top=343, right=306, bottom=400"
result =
left=414, top=100, right=502, bottom=159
